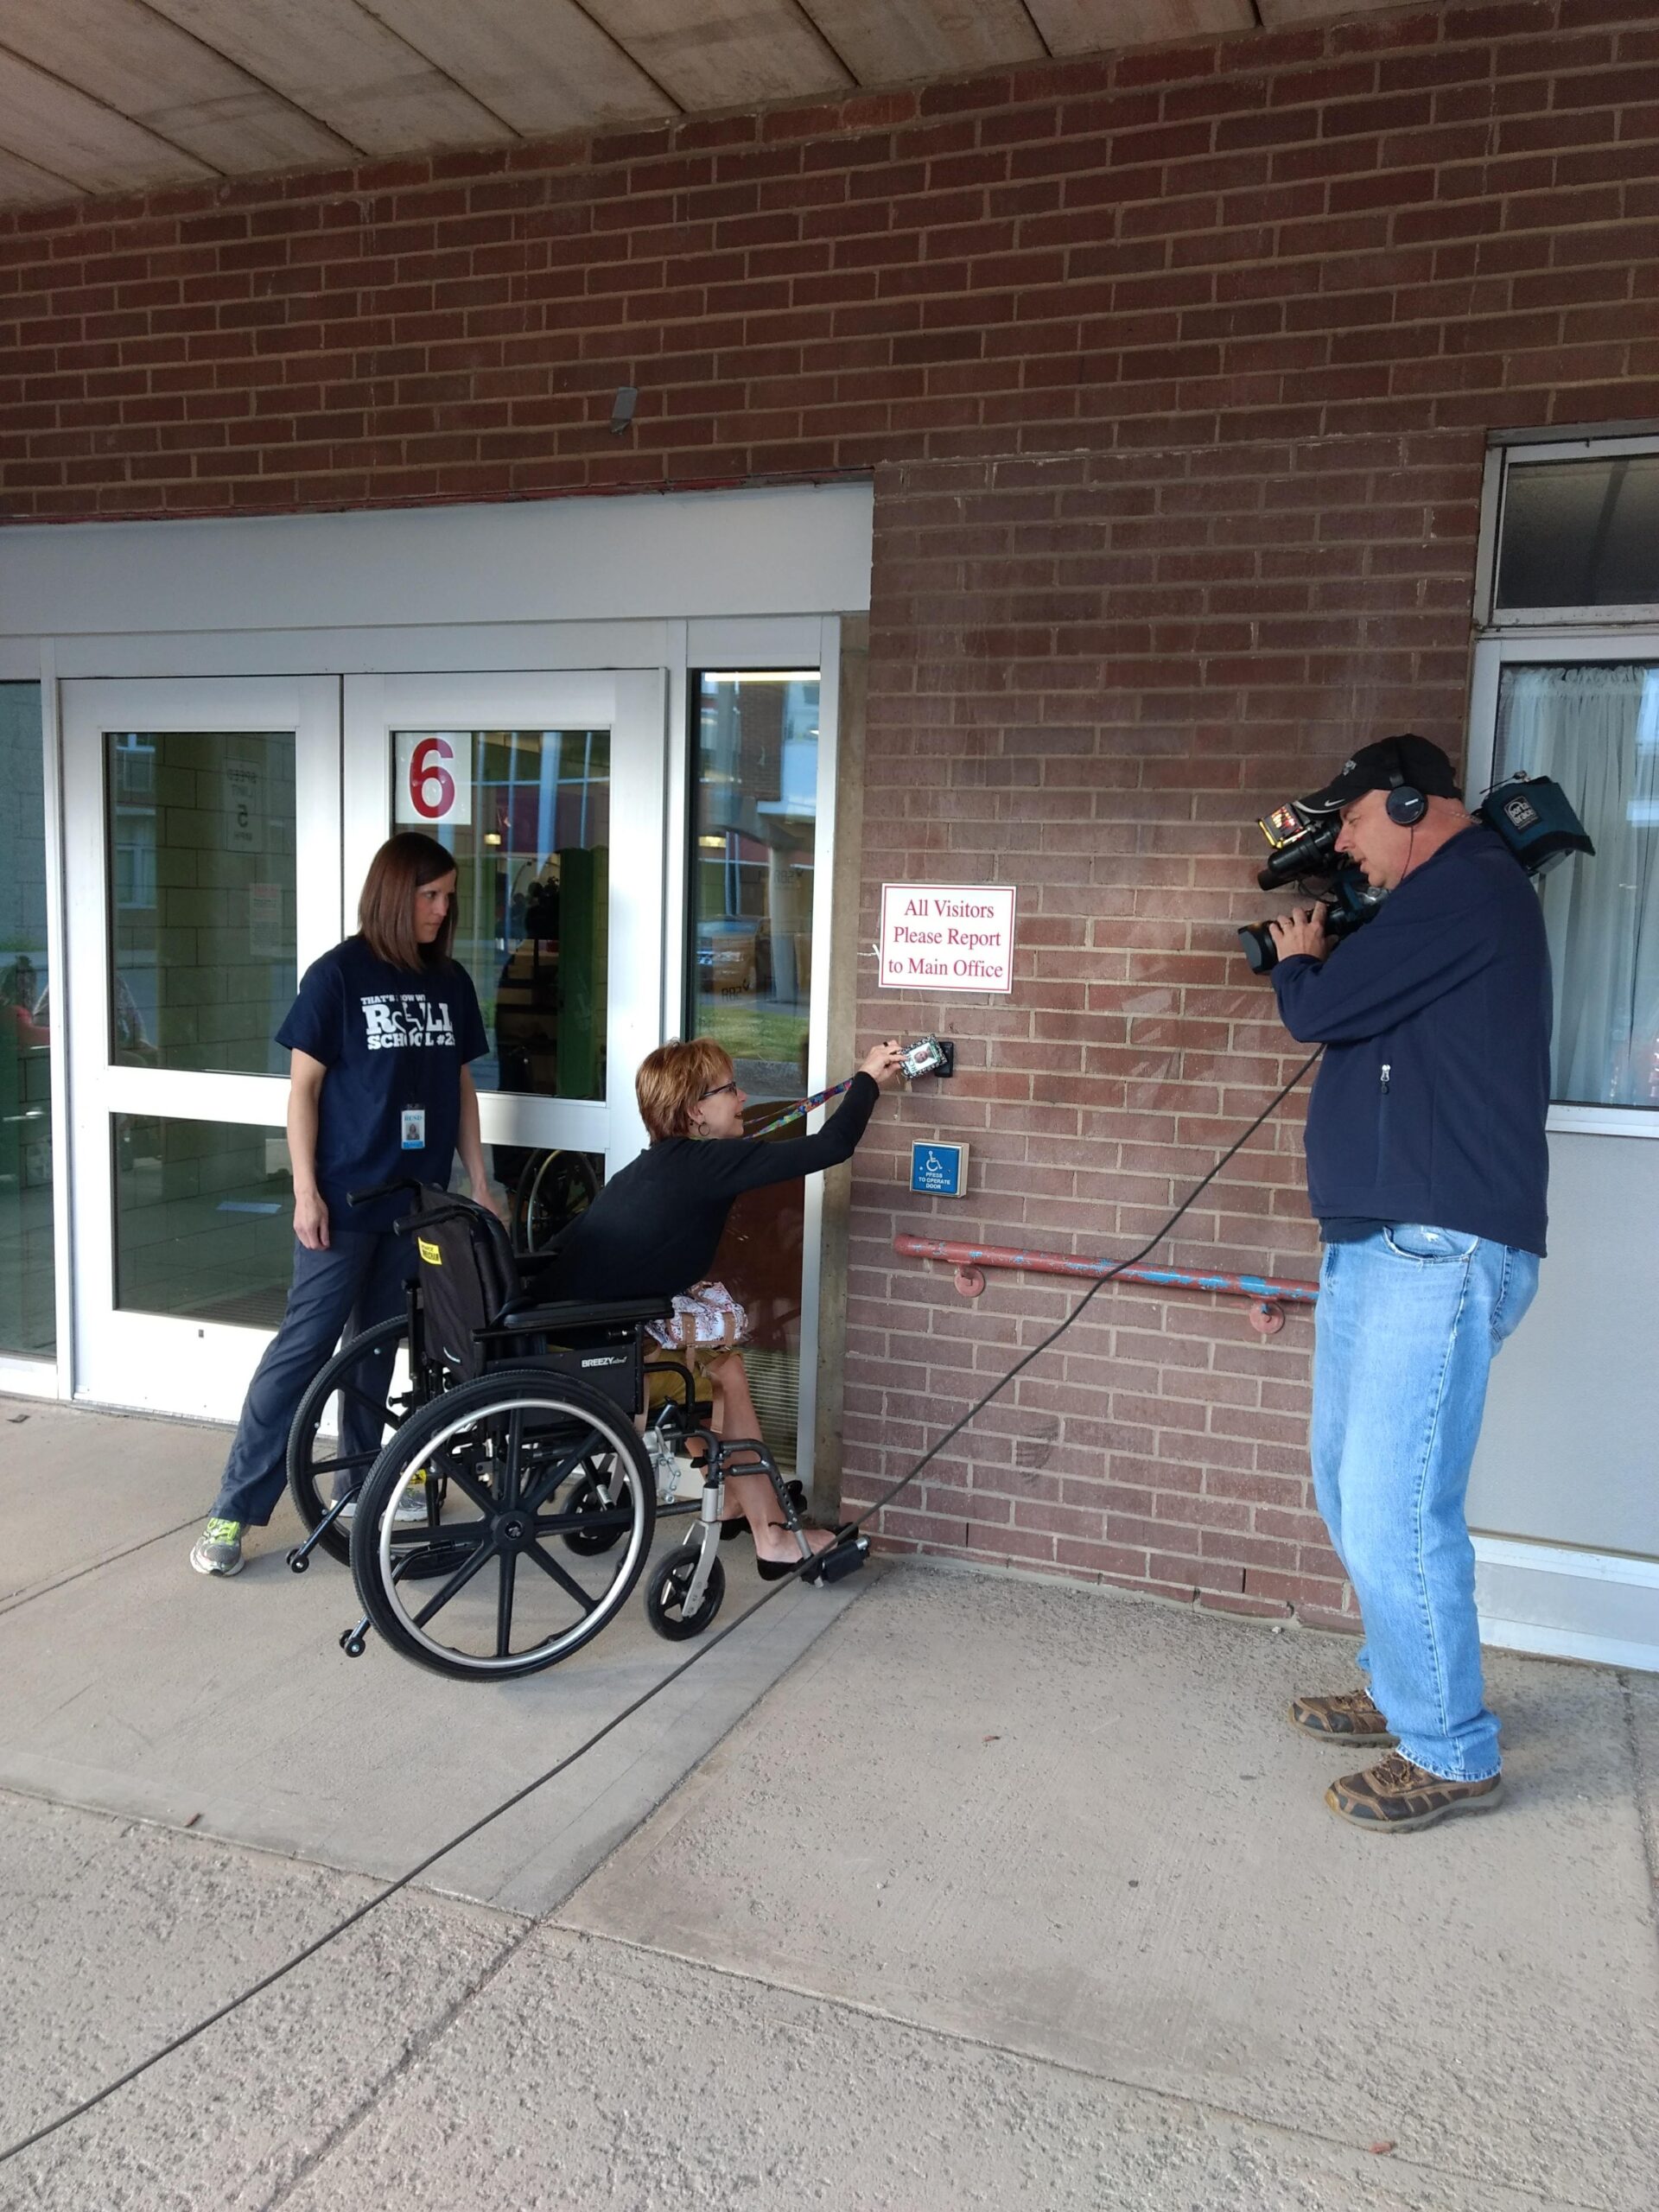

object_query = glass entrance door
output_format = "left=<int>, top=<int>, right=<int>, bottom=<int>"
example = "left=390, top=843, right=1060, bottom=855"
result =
left=63, top=668, right=667, bottom=1421
left=63, top=676, right=340, bottom=1416
left=342, top=672, right=667, bottom=1233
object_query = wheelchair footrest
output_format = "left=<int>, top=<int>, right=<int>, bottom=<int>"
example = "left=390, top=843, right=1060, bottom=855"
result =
left=801, top=1532, right=869, bottom=1586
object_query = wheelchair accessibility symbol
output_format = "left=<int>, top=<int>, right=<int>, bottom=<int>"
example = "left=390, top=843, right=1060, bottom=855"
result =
left=910, top=1141, right=968, bottom=1198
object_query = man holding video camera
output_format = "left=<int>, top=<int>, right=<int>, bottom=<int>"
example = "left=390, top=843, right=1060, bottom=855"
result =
left=1267, top=734, right=1551, bottom=1834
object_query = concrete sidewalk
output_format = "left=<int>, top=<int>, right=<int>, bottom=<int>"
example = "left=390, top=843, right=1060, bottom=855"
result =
left=2, top=1394, right=1656, bottom=2210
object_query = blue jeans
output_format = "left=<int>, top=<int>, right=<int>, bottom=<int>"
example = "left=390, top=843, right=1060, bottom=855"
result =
left=1311, top=1225, right=1539, bottom=1783
left=210, top=1230, right=412, bottom=1528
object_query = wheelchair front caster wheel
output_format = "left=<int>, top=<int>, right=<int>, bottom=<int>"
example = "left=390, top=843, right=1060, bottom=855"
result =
left=340, top=1630, right=367, bottom=1658
left=645, top=1543, right=724, bottom=1642
left=286, top=1548, right=308, bottom=1573
left=562, top=1465, right=628, bottom=1557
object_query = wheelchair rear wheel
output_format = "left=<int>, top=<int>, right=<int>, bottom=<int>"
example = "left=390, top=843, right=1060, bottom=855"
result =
left=347, top=1369, right=657, bottom=1679
left=288, top=1315, right=422, bottom=1567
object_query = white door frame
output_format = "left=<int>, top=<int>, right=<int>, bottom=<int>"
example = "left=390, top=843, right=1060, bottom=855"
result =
left=0, top=485, right=873, bottom=1482
left=342, top=669, right=668, bottom=1173
left=61, top=674, right=340, bottom=1417
left=1464, top=625, right=1659, bottom=1671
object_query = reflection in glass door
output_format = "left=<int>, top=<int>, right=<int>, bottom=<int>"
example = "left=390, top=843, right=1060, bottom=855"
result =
left=63, top=677, right=340, bottom=1417
left=690, top=670, right=823, bottom=1477
left=344, top=673, right=667, bottom=1242
left=0, top=682, right=54, bottom=1365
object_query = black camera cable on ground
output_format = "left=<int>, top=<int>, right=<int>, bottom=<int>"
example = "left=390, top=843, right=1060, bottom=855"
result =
left=0, top=1046, right=1322, bottom=2167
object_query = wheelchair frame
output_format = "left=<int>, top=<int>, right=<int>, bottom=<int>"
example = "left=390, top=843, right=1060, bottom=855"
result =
left=284, top=1184, right=863, bottom=1681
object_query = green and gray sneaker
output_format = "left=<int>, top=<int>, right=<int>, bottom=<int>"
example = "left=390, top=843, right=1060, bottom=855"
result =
left=189, top=1517, right=245, bottom=1576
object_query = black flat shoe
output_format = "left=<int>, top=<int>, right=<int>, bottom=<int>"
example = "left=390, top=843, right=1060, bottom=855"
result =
left=755, top=1552, right=805, bottom=1581
left=721, top=1479, right=808, bottom=1541
left=757, top=1529, right=870, bottom=1584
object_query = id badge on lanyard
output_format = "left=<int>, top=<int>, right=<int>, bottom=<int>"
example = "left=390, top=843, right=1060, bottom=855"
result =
left=400, top=1107, right=426, bottom=1151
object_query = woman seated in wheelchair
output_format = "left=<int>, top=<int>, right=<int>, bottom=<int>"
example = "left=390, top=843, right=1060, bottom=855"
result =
left=544, top=1034, right=905, bottom=1573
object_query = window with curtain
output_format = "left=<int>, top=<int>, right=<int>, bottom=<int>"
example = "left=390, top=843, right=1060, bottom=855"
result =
left=1494, top=663, right=1659, bottom=1110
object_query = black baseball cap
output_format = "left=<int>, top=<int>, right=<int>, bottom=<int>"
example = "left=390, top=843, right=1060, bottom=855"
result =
left=1299, top=733, right=1462, bottom=814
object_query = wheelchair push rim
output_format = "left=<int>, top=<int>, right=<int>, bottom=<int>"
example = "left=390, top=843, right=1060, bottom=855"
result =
left=348, top=1370, right=656, bottom=1679
left=512, top=1146, right=601, bottom=1257
left=287, top=1313, right=416, bottom=1567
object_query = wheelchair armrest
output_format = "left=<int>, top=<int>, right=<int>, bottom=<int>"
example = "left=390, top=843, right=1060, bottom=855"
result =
left=480, top=1294, right=671, bottom=1338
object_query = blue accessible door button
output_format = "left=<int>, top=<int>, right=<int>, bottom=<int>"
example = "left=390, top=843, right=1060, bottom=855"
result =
left=911, top=1141, right=968, bottom=1197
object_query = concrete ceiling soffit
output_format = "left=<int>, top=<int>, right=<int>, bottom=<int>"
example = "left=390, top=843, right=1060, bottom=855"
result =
left=797, top=1, right=1049, bottom=80
left=0, top=44, right=216, bottom=194
left=358, top=0, right=679, bottom=134
left=137, top=0, right=520, bottom=156
left=0, top=0, right=357, bottom=175
left=1258, top=0, right=1406, bottom=22
left=0, top=141, right=85, bottom=207
left=1025, top=1, right=1256, bottom=56
left=0, top=0, right=1459, bottom=214
left=579, top=0, right=855, bottom=111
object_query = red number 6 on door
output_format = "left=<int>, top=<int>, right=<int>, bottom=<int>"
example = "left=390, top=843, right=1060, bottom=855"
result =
left=393, top=731, right=472, bottom=825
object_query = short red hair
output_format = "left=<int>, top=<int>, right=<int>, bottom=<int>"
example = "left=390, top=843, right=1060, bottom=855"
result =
left=636, top=1039, right=735, bottom=1142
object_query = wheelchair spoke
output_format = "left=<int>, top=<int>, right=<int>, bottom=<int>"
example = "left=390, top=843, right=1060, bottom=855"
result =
left=337, top=1378, right=405, bottom=1430
left=308, top=1447, right=378, bottom=1480
left=523, top=1541, right=599, bottom=1615
left=519, top=1435, right=600, bottom=1517
left=495, top=1550, right=518, bottom=1657
left=435, top=1446, right=499, bottom=1519
left=499, top=1408, right=525, bottom=1510
left=411, top=1536, right=499, bottom=1629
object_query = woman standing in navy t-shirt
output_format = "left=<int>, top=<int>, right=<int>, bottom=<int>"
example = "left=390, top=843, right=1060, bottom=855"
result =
left=189, top=833, right=494, bottom=1578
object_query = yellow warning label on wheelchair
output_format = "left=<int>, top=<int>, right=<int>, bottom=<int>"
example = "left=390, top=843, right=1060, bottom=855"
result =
left=416, top=1237, right=442, bottom=1265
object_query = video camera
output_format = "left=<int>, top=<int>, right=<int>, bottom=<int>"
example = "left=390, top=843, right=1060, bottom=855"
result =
left=1237, top=772, right=1594, bottom=976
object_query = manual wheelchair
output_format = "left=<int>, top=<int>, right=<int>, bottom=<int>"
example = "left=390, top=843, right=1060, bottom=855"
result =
left=283, top=1183, right=865, bottom=1681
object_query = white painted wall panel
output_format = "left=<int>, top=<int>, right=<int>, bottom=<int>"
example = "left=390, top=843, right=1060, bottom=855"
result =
left=0, top=485, right=876, bottom=640
left=1470, top=1132, right=1659, bottom=1560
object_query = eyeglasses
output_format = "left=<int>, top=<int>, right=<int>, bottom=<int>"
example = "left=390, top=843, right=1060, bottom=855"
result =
left=699, top=1080, right=739, bottom=1101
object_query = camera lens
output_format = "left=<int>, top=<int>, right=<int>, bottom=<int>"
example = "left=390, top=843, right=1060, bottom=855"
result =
left=1236, top=923, right=1279, bottom=976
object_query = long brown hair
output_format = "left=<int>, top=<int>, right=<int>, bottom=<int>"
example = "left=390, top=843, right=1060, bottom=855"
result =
left=636, top=1039, right=735, bottom=1141
left=358, top=833, right=457, bottom=970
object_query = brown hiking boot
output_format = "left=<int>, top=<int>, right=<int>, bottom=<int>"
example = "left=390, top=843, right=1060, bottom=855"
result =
left=1326, top=1751, right=1504, bottom=1834
left=1287, top=1689, right=1395, bottom=1748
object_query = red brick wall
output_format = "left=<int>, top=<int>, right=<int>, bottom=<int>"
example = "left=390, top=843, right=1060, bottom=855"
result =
left=842, top=430, right=1482, bottom=1624
left=1, top=3, right=1654, bottom=520
left=2, top=1, right=1655, bottom=1621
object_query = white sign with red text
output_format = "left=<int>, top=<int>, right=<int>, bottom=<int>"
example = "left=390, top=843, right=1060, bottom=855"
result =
left=879, top=883, right=1016, bottom=994
left=394, top=731, right=472, bottom=826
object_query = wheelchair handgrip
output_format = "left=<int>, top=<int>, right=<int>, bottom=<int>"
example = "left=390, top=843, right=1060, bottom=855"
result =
left=346, top=1178, right=429, bottom=1208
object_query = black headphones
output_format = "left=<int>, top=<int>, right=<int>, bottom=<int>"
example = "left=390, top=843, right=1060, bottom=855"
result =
left=1383, top=736, right=1427, bottom=827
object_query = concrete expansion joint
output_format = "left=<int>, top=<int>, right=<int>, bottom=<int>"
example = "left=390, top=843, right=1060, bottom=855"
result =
left=543, top=1922, right=1605, bottom=2212
left=0, top=1516, right=202, bottom=1622
left=1618, top=1670, right=1659, bottom=1932
left=258, top=1916, right=537, bottom=2212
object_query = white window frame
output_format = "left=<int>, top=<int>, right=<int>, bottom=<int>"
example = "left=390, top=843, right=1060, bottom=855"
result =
left=1470, top=429, right=1659, bottom=1140
left=1477, top=429, right=1659, bottom=630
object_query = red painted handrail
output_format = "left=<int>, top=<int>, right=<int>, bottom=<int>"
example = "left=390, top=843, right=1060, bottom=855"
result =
left=893, top=1233, right=1318, bottom=1336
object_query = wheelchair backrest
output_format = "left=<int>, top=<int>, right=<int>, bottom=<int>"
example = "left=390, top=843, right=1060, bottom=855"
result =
left=403, top=1188, right=518, bottom=1380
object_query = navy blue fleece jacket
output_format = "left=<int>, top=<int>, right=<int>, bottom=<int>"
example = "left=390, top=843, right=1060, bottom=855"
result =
left=1271, top=825, right=1552, bottom=1257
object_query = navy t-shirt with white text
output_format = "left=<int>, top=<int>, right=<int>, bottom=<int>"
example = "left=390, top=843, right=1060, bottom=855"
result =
left=276, top=936, right=488, bottom=1232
